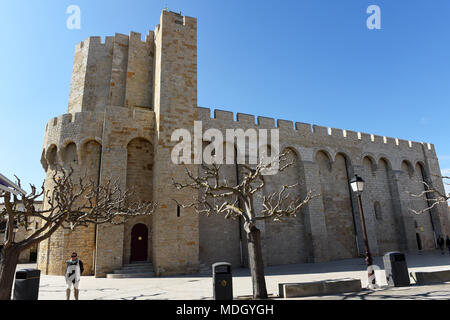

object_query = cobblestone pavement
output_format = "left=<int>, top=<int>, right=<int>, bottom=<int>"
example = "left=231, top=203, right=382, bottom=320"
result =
left=13, top=251, right=450, bottom=300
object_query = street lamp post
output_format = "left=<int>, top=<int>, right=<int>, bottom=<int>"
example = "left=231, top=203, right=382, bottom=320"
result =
left=350, top=174, right=376, bottom=288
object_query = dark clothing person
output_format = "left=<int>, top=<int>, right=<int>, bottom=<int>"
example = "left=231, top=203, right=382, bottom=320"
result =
left=437, top=236, right=445, bottom=254
left=446, top=236, right=450, bottom=254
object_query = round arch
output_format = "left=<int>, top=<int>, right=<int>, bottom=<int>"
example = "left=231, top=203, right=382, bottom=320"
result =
left=401, top=160, right=415, bottom=178
left=335, top=151, right=353, bottom=166
left=281, top=146, right=301, bottom=161
left=377, top=157, right=393, bottom=171
left=125, top=136, right=153, bottom=149
left=61, top=142, right=78, bottom=169
left=362, top=155, right=377, bottom=175
left=46, top=144, right=58, bottom=168
left=315, top=149, right=333, bottom=172
left=79, top=139, right=102, bottom=167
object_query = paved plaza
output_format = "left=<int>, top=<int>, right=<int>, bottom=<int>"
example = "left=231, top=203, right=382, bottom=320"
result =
left=14, top=251, right=450, bottom=300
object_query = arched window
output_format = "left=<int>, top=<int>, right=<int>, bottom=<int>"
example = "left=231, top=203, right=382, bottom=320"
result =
left=374, top=201, right=382, bottom=221
left=62, top=142, right=78, bottom=169
left=46, top=145, right=58, bottom=169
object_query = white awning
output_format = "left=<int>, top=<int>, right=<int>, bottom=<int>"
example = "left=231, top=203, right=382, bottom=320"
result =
left=0, top=173, right=27, bottom=196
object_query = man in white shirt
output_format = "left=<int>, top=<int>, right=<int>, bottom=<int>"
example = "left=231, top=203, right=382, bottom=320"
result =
left=65, top=252, right=84, bottom=300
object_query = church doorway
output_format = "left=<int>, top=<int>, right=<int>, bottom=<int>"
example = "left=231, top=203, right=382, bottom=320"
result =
left=130, top=223, right=148, bottom=262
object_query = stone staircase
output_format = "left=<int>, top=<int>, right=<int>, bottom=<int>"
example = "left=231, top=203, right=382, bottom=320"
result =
left=106, top=261, right=155, bottom=279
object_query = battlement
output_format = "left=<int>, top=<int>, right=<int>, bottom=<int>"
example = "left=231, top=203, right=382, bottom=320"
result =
left=75, top=36, right=115, bottom=51
left=46, top=107, right=154, bottom=130
left=160, top=9, right=197, bottom=28
left=75, top=30, right=156, bottom=51
left=69, top=29, right=157, bottom=113
left=197, top=107, right=435, bottom=154
left=43, top=107, right=155, bottom=157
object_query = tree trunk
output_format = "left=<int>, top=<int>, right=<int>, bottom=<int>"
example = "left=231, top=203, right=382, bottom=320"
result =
left=0, top=247, right=20, bottom=300
left=246, top=226, right=268, bottom=299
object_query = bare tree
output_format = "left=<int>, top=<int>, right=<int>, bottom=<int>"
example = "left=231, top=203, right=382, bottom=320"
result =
left=0, top=167, right=156, bottom=300
left=173, top=151, right=317, bottom=299
left=408, top=175, right=449, bottom=215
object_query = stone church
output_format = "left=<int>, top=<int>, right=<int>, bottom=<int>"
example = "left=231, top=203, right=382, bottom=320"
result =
left=37, top=10, right=450, bottom=277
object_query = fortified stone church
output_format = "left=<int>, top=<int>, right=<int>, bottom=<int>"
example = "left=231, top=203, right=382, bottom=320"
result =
left=37, top=10, right=450, bottom=277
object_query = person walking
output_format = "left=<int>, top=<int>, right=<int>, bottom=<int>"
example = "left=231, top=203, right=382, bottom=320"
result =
left=65, top=252, right=84, bottom=300
left=446, top=236, right=450, bottom=254
left=437, top=236, right=445, bottom=255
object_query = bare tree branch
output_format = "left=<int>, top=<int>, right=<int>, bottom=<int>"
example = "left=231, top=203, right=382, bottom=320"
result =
left=407, top=176, right=449, bottom=215
left=172, top=150, right=317, bottom=227
left=1, top=166, right=157, bottom=252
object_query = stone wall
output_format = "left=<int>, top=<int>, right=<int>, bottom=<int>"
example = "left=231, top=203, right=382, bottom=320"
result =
left=408, top=163, right=437, bottom=250
left=317, top=152, right=357, bottom=260
left=151, top=11, right=200, bottom=276
left=262, top=148, right=310, bottom=265
left=198, top=142, right=242, bottom=268
left=68, top=31, right=155, bottom=113
left=358, top=156, right=405, bottom=255
left=197, top=106, right=450, bottom=264
left=39, top=107, right=155, bottom=276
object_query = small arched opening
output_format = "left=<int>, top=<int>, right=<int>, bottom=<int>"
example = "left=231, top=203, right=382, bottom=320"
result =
left=130, top=223, right=149, bottom=262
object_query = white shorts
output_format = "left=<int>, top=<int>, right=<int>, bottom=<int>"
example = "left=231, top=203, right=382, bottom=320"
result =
left=67, top=281, right=80, bottom=290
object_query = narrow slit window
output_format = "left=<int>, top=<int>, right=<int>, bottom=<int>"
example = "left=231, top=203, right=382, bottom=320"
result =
left=177, top=205, right=181, bottom=217
left=374, top=202, right=382, bottom=221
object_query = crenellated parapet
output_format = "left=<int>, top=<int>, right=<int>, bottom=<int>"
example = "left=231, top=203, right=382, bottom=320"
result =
left=197, top=107, right=439, bottom=173
left=68, top=31, right=156, bottom=114
left=41, top=107, right=155, bottom=171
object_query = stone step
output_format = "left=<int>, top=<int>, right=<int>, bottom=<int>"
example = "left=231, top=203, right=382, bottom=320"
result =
left=121, top=264, right=153, bottom=270
left=410, top=270, right=450, bottom=285
left=113, top=268, right=154, bottom=274
left=122, top=262, right=153, bottom=268
left=106, top=261, right=155, bottom=279
left=106, top=272, right=156, bottom=279
left=279, top=278, right=362, bottom=298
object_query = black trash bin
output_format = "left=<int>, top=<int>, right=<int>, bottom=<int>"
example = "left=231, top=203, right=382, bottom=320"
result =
left=383, top=252, right=410, bottom=287
left=13, top=269, right=41, bottom=300
left=212, top=262, right=233, bottom=300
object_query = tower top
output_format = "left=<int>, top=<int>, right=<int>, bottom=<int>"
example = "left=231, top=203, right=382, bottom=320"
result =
left=162, top=7, right=182, bottom=16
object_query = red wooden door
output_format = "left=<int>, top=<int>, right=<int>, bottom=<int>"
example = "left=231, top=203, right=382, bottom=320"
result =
left=130, top=224, right=148, bottom=262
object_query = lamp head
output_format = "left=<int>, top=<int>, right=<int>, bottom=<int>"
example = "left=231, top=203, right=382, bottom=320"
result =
left=350, top=174, right=365, bottom=193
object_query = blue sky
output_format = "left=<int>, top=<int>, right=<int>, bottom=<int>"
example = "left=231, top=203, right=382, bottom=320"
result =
left=0, top=0, right=449, bottom=194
